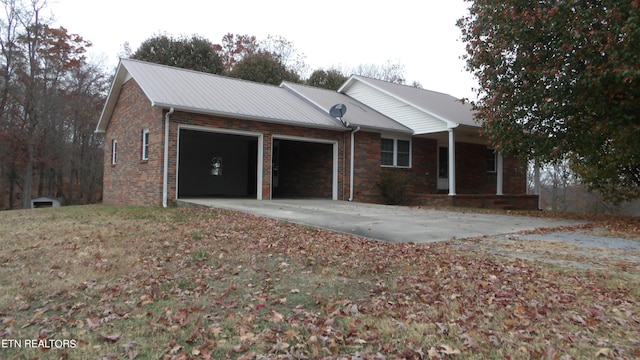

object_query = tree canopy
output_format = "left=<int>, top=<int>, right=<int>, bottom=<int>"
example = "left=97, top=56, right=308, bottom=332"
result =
left=230, top=52, right=300, bottom=85
left=132, top=34, right=224, bottom=74
left=458, top=0, right=640, bottom=203
left=306, top=69, right=348, bottom=90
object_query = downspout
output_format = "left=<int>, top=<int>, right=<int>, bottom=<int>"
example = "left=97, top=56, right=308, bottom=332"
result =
left=162, top=107, right=175, bottom=208
left=349, top=126, right=361, bottom=201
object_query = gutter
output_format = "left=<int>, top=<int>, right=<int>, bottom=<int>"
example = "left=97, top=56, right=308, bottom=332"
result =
left=162, top=107, right=175, bottom=208
left=349, top=126, right=361, bottom=202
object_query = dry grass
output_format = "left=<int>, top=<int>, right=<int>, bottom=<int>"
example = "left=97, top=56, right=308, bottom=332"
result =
left=0, top=205, right=639, bottom=359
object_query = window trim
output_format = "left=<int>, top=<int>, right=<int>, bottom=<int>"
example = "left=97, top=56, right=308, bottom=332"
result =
left=142, top=128, right=150, bottom=161
left=380, top=136, right=412, bottom=168
left=111, top=139, right=117, bottom=165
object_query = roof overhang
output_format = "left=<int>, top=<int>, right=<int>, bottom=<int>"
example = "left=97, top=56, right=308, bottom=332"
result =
left=338, top=75, right=463, bottom=130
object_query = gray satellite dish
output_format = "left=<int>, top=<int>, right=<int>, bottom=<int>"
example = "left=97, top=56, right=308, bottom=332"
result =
left=330, top=103, right=347, bottom=118
left=330, top=104, right=348, bottom=126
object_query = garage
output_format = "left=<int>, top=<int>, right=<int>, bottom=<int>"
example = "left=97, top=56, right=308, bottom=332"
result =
left=178, top=128, right=259, bottom=198
left=272, top=138, right=337, bottom=199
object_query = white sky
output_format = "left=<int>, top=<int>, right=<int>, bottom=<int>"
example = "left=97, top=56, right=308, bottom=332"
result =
left=48, top=0, right=477, bottom=99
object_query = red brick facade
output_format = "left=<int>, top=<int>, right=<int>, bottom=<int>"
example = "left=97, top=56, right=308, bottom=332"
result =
left=103, top=79, right=530, bottom=208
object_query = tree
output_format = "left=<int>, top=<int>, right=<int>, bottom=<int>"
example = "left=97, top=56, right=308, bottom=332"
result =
left=0, top=0, right=106, bottom=209
left=351, top=60, right=406, bottom=84
left=306, top=69, right=348, bottom=90
left=259, top=35, right=308, bottom=78
left=132, top=34, right=224, bottom=74
left=458, top=0, right=640, bottom=203
left=217, top=33, right=259, bottom=73
left=230, top=52, right=300, bottom=85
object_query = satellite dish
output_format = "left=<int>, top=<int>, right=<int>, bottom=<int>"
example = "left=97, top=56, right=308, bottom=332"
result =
left=330, top=104, right=347, bottom=118
left=330, top=104, right=348, bottom=126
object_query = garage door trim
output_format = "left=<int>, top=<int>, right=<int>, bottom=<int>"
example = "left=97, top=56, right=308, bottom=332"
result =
left=272, top=134, right=339, bottom=201
left=176, top=124, right=264, bottom=200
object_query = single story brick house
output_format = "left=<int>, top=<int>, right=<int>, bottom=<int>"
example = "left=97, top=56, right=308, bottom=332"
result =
left=95, top=59, right=537, bottom=209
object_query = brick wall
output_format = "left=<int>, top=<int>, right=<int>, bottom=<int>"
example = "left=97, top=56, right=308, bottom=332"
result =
left=348, top=133, right=528, bottom=204
left=103, top=80, right=529, bottom=207
left=275, top=140, right=333, bottom=199
left=103, top=80, right=165, bottom=206
left=168, top=112, right=345, bottom=203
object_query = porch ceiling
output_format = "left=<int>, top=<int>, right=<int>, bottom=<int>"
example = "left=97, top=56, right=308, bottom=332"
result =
left=417, top=125, right=487, bottom=145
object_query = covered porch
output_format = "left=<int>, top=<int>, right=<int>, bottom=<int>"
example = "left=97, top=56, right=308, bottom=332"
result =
left=415, top=126, right=539, bottom=211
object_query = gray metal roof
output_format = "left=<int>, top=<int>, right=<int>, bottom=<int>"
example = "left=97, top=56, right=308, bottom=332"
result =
left=97, top=59, right=347, bottom=133
left=338, top=75, right=479, bottom=128
left=281, top=82, right=412, bottom=134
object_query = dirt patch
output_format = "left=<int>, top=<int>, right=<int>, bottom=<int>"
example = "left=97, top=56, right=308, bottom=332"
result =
left=452, top=228, right=640, bottom=279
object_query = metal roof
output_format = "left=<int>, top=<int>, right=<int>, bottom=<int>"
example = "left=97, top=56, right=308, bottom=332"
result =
left=338, top=75, right=479, bottom=129
left=96, top=59, right=347, bottom=133
left=281, top=82, right=412, bottom=134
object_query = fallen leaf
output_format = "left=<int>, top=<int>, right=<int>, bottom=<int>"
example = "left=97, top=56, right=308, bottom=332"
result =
left=99, top=333, right=121, bottom=343
left=595, top=348, right=613, bottom=358
left=439, top=344, right=461, bottom=355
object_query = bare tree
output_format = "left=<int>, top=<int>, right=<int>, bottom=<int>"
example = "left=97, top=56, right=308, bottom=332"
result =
left=351, top=59, right=406, bottom=84
left=0, top=0, right=105, bottom=209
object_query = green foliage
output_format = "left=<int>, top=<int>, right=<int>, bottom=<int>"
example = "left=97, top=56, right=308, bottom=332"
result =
left=458, top=0, right=640, bottom=203
left=132, top=34, right=224, bottom=74
left=230, top=52, right=300, bottom=85
left=306, top=69, right=348, bottom=90
left=377, top=170, right=412, bottom=205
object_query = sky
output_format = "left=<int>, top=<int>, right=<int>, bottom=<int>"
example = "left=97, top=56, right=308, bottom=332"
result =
left=47, top=0, right=477, bottom=99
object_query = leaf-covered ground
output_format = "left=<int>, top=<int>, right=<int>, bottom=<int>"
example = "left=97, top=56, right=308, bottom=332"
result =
left=0, top=205, right=638, bottom=359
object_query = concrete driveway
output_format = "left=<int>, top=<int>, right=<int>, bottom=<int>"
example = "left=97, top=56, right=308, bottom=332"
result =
left=180, top=199, right=585, bottom=243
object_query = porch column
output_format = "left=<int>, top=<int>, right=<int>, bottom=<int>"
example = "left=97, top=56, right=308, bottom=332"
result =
left=448, top=129, right=456, bottom=196
left=496, top=152, right=504, bottom=196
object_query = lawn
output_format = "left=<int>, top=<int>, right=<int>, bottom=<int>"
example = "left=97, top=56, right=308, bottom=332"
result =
left=0, top=205, right=638, bottom=359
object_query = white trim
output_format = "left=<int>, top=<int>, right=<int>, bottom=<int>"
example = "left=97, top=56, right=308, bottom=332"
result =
left=448, top=129, right=456, bottom=196
left=111, top=139, right=117, bottom=165
left=341, top=76, right=459, bottom=129
left=380, top=135, right=412, bottom=168
left=141, top=128, right=150, bottom=160
left=272, top=134, right=339, bottom=201
left=176, top=124, right=264, bottom=200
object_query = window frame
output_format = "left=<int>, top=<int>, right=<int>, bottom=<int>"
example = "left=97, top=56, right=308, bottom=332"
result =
left=111, top=139, right=117, bottom=165
left=380, top=136, right=412, bottom=168
left=141, top=128, right=150, bottom=161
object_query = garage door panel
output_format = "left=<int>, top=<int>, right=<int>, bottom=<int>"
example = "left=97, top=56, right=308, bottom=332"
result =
left=178, top=130, right=257, bottom=198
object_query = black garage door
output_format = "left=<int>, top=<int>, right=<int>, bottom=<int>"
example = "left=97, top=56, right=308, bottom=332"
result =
left=178, top=129, right=258, bottom=198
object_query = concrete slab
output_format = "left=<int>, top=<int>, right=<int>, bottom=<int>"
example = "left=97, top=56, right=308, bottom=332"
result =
left=180, top=199, right=585, bottom=243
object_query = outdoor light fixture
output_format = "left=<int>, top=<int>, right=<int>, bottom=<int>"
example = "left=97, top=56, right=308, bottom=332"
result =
left=211, top=156, right=223, bottom=176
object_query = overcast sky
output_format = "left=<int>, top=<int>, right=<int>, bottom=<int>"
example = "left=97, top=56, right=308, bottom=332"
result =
left=48, top=0, right=477, bottom=99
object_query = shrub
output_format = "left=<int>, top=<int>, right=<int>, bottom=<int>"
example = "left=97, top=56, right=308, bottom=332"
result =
left=377, top=170, right=411, bottom=205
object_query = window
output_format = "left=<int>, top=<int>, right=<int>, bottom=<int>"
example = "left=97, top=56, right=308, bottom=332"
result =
left=438, top=147, right=448, bottom=178
left=381, top=137, right=411, bottom=167
left=111, top=139, right=117, bottom=165
left=486, top=148, right=496, bottom=172
left=381, top=138, right=394, bottom=166
left=142, top=129, right=150, bottom=160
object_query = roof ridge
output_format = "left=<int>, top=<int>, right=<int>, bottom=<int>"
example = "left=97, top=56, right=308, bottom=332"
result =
left=351, top=74, right=462, bottom=99
left=121, top=57, right=288, bottom=90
